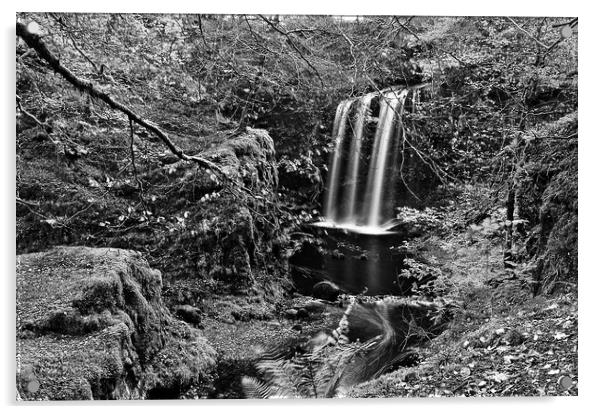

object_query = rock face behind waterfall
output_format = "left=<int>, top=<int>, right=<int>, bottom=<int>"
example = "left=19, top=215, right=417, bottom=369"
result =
left=16, top=246, right=216, bottom=400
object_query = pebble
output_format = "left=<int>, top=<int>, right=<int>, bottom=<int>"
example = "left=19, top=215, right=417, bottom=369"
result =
left=284, top=309, right=298, bottom=318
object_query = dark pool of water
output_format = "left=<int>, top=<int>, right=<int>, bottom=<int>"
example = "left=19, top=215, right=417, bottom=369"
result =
left=290, top=226, right=411, bottom=296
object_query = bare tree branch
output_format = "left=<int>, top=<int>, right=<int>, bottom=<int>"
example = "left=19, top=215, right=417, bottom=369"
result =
left=129, top=118, right=145, bottom=204
left=506, top=17, right=552, bottom=50
left=16, top=95, right=46, bottom=128
left=48, top=13, right=101, bottom=73
left=258, top=15, right=324, bottom=87
left=16, top=22, right=232, bottom=182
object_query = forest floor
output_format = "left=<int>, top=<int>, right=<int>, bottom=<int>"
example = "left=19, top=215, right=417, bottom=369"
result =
left=349, top=223, right=578, bottom=398
left=351, top=290, right=577, bottom=397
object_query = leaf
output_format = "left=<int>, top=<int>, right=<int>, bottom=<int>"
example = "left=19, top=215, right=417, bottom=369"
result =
left=489, top=372, right=508, bottom=383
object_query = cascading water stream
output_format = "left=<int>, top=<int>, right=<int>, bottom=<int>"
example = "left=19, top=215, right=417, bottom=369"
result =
left=342, top=93, right=376, bottom=224
left=317, top=86, right=419, bottom=235
left=324, top=99, right=354, bottom=222
left=364, top=89, right=408, bottom=227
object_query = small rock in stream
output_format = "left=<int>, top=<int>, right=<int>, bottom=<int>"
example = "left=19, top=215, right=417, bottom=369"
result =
left=312, top=281, right=341, bottom=301
left=296, top=308, right=310, bottom=319
left=302, top=300, right=327, bottom=313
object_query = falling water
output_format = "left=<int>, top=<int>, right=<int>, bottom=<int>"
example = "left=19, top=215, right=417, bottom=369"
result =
left=364, top=89, right=408, bottom=227
left=317, top=86, right=418, bottom=234
left=341, top=93, right=376, bottom=223
left=324, top=99, right=354, bottom=221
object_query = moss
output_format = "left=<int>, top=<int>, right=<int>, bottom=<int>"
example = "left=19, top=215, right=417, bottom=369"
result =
left=72, top=274, right=125, bottom=314
left=16, top=246, right=216, bottom=400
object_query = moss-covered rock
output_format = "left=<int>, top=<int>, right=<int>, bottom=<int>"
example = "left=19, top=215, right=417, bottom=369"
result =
left=17, top=114, right=286, bottom=295
left=151, top=127, right=287, bottom=302
left=16, top=246, right=216, bottom=400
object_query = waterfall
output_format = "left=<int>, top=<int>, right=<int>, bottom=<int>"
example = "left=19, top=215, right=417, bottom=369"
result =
left=342, top=93, right=376, bottom=223
left=364, top=89, right=408, bottom=227
left=318, top=87, right=414, bottom=234
left=324, top=99, right=354, bottom=221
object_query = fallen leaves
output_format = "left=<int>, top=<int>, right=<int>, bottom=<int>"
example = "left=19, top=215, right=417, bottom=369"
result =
left=350, top=292, right=578, bottom=398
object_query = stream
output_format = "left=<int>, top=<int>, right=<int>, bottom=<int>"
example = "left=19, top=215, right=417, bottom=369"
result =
left=291, top=225, right=414, bottom=296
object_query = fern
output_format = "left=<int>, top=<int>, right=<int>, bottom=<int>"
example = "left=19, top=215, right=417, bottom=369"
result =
left=241, top=376, right=295, bottom=399
left=242, top=297, right=452, bottom=399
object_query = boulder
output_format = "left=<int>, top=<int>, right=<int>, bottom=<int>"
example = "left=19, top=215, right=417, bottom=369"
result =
left=16, top=246, right=216, bottom=400
left=312, top=281, right=341, bottom=301
left=301, top=300, right=327, bottom=314
left=295, top=308, right=310, bottom=319
left=174, top=305, right=204, bottom=327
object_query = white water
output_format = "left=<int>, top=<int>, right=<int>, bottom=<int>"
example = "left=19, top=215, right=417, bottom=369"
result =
left=365, top=89, right=408, bottom=227
left=324, top=99, right=354, bottom=221
left=318, top=87, right=414, bottom=235
left=342, top=93, right=376, bottom=223
left=312, top=220, right=398, bottom=235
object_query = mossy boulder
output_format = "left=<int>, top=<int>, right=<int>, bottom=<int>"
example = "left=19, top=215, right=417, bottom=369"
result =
left=16, top=246, right=216, bottom=400
left=17, top=121, right=286, bottom=299
left=152, top=128, right=287, bottom=302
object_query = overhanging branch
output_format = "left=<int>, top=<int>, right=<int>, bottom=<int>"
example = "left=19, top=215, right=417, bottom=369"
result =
left=16, top=21, right=229, bottom=181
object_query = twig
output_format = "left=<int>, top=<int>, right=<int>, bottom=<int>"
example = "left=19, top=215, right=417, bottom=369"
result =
left=506, top=17, right=552, bottom=50
left=258, top=15, right=324, bottom=87
left=552, top=18, right=578, bottom=28
left=393, top=17, right=466, bottom=66
left=16, top=95, right=45, bottom=128
left=129, top=118, right=146, bottom=204
left=334, top=22, right=358, bottom=88
left=48, top=13, right=101, bottom=73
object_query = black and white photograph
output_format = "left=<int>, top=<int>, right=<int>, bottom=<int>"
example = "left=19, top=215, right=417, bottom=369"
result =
left=12, top=6, right=584, bottom=405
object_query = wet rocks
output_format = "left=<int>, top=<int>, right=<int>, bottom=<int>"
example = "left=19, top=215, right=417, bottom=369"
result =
left=284, top=309, right=298, bottom=319
left=295, top=308, right=310, bottom=319
left=312, top=280, right=341, bottom=301
left=302, top=300, right=327, bottom=314
left=331, top=249, right=345, bottom=260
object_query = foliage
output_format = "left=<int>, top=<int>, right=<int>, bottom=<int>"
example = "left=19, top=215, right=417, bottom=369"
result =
left=395, top=206, right=448, bottom=233
left=242, top=297, right=452, bottom=398
left=513, top=112, right=578, bottom=292
left=241, top=298, right=378, bottom=398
